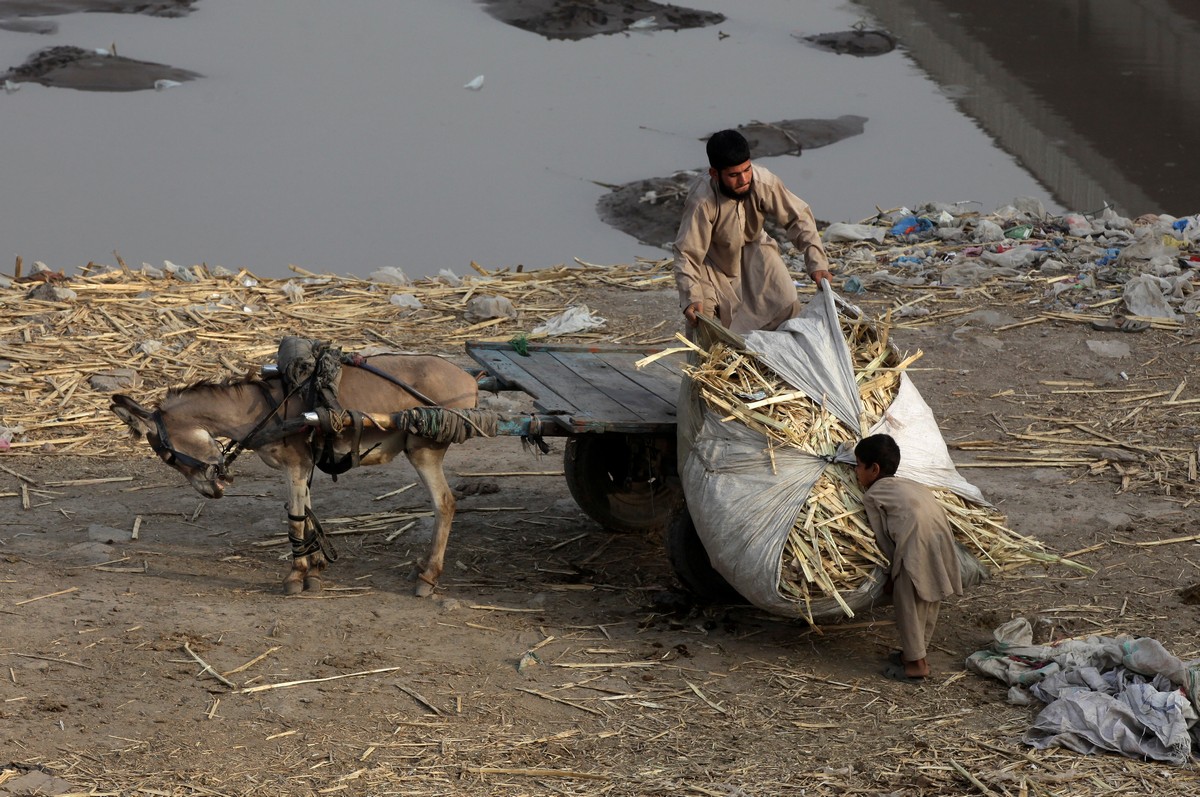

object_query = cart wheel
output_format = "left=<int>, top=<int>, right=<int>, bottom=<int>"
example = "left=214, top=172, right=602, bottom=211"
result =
left=666, top=507, right=743, bottom=602
left=563, top=433, right=681, bottom=534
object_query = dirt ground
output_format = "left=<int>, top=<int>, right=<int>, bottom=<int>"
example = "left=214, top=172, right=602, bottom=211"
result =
left=2, top=270, right=1199, bottom=796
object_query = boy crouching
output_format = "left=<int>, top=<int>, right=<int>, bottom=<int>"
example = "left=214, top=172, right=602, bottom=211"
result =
left=854, top=434, right=963, bottom=683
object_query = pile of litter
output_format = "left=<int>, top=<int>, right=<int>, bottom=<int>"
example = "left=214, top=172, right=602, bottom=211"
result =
left=820, top=198, right=1199, bottom=326
left=968, top=618, right=1200, bottom=766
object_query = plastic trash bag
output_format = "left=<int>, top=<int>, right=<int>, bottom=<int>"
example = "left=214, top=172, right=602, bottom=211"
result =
left=370, top=266, right=410, bottom=285
left=889, top=216, right=934, bottom=237
left=531, top=305, right=606, bottom=336
left=824, top=222, right=886, bottom=243
left=981, top=245, right=1041, bottom=268
left=973, top=219, right=1005, bottom=242
left=942, top=263, right=1020, bottom=287
left=1063, top=213, right=1096, bottom=237
left=1121, top=275, right=1181, bottom=320
left=389, top=293, right=422, bottom=310
left=282, top=281, right=305, bottom=303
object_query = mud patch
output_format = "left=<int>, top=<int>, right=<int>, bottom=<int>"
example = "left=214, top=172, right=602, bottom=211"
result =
left=728, top=115, right=868, bottom=158
left=0, top=0, right=196, bottom=19
left=0, top=17, right=58, bottom=33
left=597, top=117, right=864, bottom=246
left=478, top=0, right=723, bottom=40
left=798, top=28, right=897, bottom=56
left=2, top=45, right=201, bottom=91
left=597, top=171, right=698, bottom=248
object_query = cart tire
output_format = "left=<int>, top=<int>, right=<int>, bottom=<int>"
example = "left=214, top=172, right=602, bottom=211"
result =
left=563, top=433, right=681, bottom=534
left=665, top=507, right=743, bottom=603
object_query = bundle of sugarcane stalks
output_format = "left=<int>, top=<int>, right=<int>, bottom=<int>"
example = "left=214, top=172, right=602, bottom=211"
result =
left=684, top=313, right=1089, bottom=624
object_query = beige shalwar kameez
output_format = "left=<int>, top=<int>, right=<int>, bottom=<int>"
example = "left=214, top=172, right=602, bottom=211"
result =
left=672, top=164, right=830, bottom=334
left=862, top=476, right=963, bottom=662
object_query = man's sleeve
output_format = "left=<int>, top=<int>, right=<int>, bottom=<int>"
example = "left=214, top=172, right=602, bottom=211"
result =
left=672, top=193, right=714, bottom=310
left=762, top=175, right=831, bottom=275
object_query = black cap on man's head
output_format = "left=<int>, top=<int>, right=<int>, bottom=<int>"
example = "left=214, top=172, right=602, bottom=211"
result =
left=706, top=129, right=751, bottom=171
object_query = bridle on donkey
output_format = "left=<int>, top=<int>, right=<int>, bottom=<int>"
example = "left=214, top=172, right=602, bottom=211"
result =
left=150, top=381, right=300, bottom=481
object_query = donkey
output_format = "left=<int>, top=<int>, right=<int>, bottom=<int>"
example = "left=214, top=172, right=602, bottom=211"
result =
left=111, top=353, right=480, bottom=597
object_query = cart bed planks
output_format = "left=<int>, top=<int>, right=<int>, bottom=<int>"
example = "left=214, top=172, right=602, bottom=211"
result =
left=467, top=341, right=684, bottom=435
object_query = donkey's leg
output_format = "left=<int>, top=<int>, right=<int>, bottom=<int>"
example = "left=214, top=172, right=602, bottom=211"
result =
left=407, top=440, right=455, bottom=597
left=282, top=465, right=326, bottom=595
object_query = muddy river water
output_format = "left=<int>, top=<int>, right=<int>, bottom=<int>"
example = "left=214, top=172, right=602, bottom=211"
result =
left=0, top=0, right=1193, bottom=278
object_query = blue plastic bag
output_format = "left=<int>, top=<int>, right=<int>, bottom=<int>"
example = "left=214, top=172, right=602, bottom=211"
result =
left=889, top=216, right=933, bottom=237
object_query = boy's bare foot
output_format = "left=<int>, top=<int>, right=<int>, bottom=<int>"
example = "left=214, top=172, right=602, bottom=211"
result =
left=882, top=656, right=930, bottom=683
left=904, top=657, right=931, bottom=679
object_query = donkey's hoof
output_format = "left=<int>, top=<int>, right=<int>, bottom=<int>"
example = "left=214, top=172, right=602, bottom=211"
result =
left=283, top=579, right=304, bottom=596
left=303, top=576, right=323, bottom=593
left=414, top=580, right=435, bottom=598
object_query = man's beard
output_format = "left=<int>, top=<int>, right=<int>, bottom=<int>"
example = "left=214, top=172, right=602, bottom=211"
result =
left=718, top=179, right=752, bottom=201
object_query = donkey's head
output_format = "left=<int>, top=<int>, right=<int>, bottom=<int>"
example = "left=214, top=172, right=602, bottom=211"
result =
left=111, top=393, right=232, bottom=498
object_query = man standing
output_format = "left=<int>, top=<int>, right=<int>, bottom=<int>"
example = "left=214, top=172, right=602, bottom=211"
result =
left=673, top=129, right=833, bottom=334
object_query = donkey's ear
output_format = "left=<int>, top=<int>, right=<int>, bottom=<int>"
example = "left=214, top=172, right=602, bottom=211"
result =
left=110, top=394, right=154, bottom=438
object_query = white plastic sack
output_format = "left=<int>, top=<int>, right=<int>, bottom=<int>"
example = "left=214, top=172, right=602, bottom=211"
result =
left=682, top=290, right=990, bottom=620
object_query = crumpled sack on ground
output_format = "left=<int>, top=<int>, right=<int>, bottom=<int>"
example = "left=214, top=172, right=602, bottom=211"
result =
left=464, top=295, right=518, bottom=324
left=966, top=618, right=1200, bottom=765
left=531, top=304, right=606, bottom=336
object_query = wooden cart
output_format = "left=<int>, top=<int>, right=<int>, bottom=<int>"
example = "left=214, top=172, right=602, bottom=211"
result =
left=466, top=340, right=738, bottom=600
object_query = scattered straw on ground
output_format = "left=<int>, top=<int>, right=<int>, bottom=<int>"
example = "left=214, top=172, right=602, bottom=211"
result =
left=0, top=258, right=674, bottom=457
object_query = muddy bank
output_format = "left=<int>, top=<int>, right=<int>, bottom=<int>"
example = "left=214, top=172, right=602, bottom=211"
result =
left=478, top=0, right=723, bottom=40
left=799, top=28, right=897, bottom=56
left=0, top=1, right=199, bottom=90
left=2, top=45, right=200, bottom=91
left=597, top=117, right=866, bottom=246
left=0, top=0, right=196, bottom=19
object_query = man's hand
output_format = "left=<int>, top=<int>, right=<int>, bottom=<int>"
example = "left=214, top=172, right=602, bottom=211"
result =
left=810, top=269, right=834, bottom=288
left=684, top=301, right=704, bottom=327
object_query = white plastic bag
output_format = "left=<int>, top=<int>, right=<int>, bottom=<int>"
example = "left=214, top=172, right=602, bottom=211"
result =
left=531, top=305, right=606, bottom=336
left=823, top=222, right=886, bottom=243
